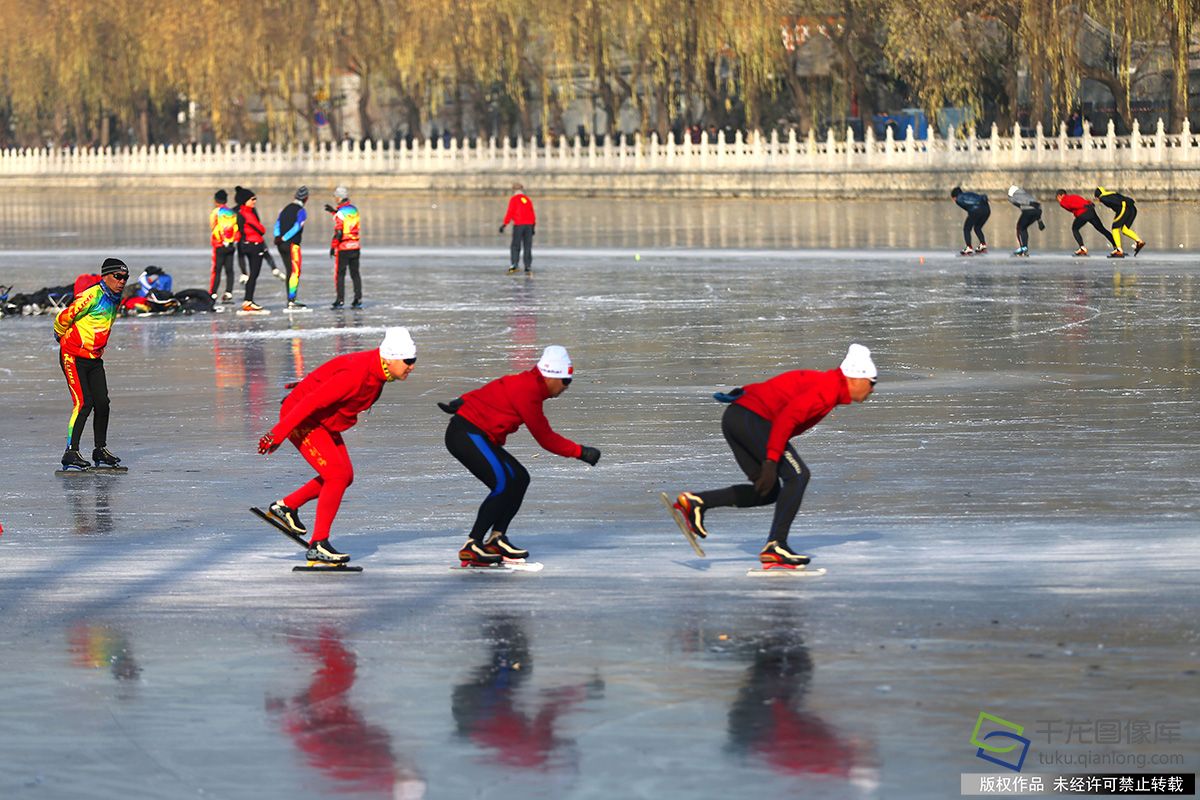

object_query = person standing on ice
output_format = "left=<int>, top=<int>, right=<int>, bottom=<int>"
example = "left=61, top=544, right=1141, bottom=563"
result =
left=499, top=182, right=536, bottom=274
left=273, top=186, right=309, bottom=309
left=1055, top=189, right=1115, bottom=256
left=950, top=186, right=989, bottom=255
left=209, top=189, right=238, bottom=302
left=54, top=258, right=129, bottom=471
left=669, top=344, right=877, bottom=568
left=438, top=345, right=601, bottom=566
left=323, top=186, right=362, bottom=309
left=1006, top=185, right=1044, bottom=257
left=255, top=327, right=418, bottom=564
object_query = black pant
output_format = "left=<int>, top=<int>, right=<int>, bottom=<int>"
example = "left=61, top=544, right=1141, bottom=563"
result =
left=210, top=245, right=235, bottom=295
left=61, top=352, right=109, bottom=451
left=335, top=250, right=362, bottom=303
left=1016, top=207, right=1042, bottom=248
left=695, top=404, right=811, bottom=545
left=445, top=415, right=531, bottom=541
left=240, top=243, right=264, bottom=301
left=1071, top=208, right=1115, bottom=248
left=510, top=225, right=533, bottom=270
left=1113, top=204, right=1137, bottom=229
left=963, top=206, right=990, bottom=247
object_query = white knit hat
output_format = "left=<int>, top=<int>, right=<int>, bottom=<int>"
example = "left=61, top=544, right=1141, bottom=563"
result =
left=537, top=345, right=573, bottom=378
left=334, top=186, right=349, bottom=200
left=840, top=343, right=877, bottom=379
left=380, top=327, right=416, bottom=360
left=1007, top=185, right=1019, bottom=197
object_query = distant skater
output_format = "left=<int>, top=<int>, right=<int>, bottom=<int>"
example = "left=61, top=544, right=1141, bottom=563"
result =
left=1094, top=187, right=1146, bottom=258
left=324, top=186, right=362, bottom=309
left=209, top=189, right=238, bottom=301
left=274, top=186, right=309, bottom=308
left=438, top=345, right=600, bottom=566
left=1007, top=185, right=1044, bottom=257
left=256, top=328, right=417, bottom=563
left=235, top=186, right=269, bottom=312
left=499, top=182, right=536, bottom=274
left=54, top=258, right=129, bottom=471
left=951, top=187, right=989, bottom=255
left=669, top=344, right=878, bottom=568
left=1055, top=189, right=1115, bottom=256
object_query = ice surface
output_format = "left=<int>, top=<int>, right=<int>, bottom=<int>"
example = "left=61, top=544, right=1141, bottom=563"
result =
left=1, top=197, right=1198, bottom=798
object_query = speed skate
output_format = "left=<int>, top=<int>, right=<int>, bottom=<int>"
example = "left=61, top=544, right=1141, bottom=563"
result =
left=250, top=506, right=363, bottom=573
left=659, top=492, right=705, bottom=556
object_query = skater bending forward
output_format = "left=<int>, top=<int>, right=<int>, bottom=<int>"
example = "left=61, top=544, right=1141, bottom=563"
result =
left=256, top=327, right=417, bottom=563
left=672, top=344, right=877, bottom=567
left=440, top=345, right=600, bottom=566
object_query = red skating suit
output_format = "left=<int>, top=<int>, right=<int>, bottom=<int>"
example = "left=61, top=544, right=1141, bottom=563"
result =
left=271, top=348, right=388, bottom=441
left=734, top=368, right=851, bottom=462
left=1057, top=194, right=1093, bottom=218
left=502, top=192, right=536, bottom=226
left=457, top=366, right=581, bottom=458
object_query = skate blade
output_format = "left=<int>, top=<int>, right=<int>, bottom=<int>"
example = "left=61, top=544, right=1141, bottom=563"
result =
left=746, top=565, right=827, bottom=578
left=235, top=309, right=272, bottom=316
left=283, top=307, right=314, bottom=314
left=501, top=560, right=544, bottom=572
left=659, top=492, right=705, bottom=557
left=55, top=468, right=92, bottom=476
left=294, top=562, right=362, bottom=572
left=91, top=465, right=128, bottom=472
left=451, top=562, right=515, bottom=573
left=249, top=507, right=309, bottom=550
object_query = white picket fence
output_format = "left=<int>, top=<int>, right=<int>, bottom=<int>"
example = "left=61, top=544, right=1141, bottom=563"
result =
left=0, top=118, right=1194, bottom=176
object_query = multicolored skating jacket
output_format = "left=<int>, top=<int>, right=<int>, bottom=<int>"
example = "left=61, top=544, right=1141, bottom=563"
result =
left=54, top=281, right=121, bottom=359
left=456, top=366, right=581, bottom=458
left=210, top=205, right=239, bottom=248
left=734, top=368, right=851, bottom=462
left=331, top=200, right=361, bottom=252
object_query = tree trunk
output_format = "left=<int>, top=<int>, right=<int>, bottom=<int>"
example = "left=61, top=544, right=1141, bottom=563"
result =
left=1167, top=0, right=1190, bottom=133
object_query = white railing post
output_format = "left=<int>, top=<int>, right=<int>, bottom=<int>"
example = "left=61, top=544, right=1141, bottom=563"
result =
left=825, top=127, right=836, bottom=167
left=1130, top=119, right=1142, bottom=164
left=1106, top=119, right=1118, bottom=166
left=1154, top=117, right=1166, bottom=164
left=1182, top=118, right=1193, bottom=162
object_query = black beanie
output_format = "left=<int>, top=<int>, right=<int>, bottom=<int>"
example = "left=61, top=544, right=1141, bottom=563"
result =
left=214, top=189, right=228, bottom=203
left=101, top=258, right=129, bottom=276
left=234, top=185, right=254, bottom=206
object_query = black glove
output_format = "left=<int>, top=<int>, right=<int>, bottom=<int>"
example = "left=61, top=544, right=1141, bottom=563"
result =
left=1037, top=219, right=1046, bottom=231
left=753, top=460, right=778, bottom=496
left=273, top=236, right=284, bottom=247
left=323, top=203, right=336, bottom=214
left=531, top=225, right=536, bottom=236
left=329, top=247, right=336, bottom=257
left=578, top=446, right=601, bottom=466
left=438, top=397, right=464, bottom=414
left=498, top=224, right=506, bottom=234
left=53, top=332, right=61, bottom=343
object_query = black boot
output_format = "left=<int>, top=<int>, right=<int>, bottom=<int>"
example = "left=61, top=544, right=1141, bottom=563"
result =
left=61, top=448, right=90, bottom=470
left=92, top=447, right=122, bottom=467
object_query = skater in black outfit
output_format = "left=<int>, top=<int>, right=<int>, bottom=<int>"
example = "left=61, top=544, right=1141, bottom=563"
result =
left=951, top=187, right=990, bottom=255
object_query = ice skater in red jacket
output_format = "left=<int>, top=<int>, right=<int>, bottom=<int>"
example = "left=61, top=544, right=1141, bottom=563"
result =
left=256, top=327, right=417, bottom=563
left=439, top=345, right=600, bottom=566
left=669, top=344, right=878, bottom=567
left=1055, top=189, right=1116, bottom=257
left=499, top=182, right=537, bottom=275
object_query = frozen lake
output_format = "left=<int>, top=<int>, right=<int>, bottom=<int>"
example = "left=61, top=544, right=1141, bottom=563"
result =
left=1, top=197, right=1198, bottom=798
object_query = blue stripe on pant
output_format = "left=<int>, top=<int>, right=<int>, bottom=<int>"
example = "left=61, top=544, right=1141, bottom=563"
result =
left=446, top=415, right=532, bottom=542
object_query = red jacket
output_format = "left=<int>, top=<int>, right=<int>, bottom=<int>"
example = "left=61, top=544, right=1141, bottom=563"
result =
left=271, top=348, right=389, bottom=441
left=457, top=366, right=581, bottom=458
left=502, top=192, right=536, bottom=226
left=238, top=204, right=266, bottom=244
left=735, top=368, right=851, bottom=462
left=1057, top=194, right=1093, bottom=218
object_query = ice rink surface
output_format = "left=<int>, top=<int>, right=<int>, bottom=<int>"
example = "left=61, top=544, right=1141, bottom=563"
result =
left=1, top=197, right=1198, bottom=798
